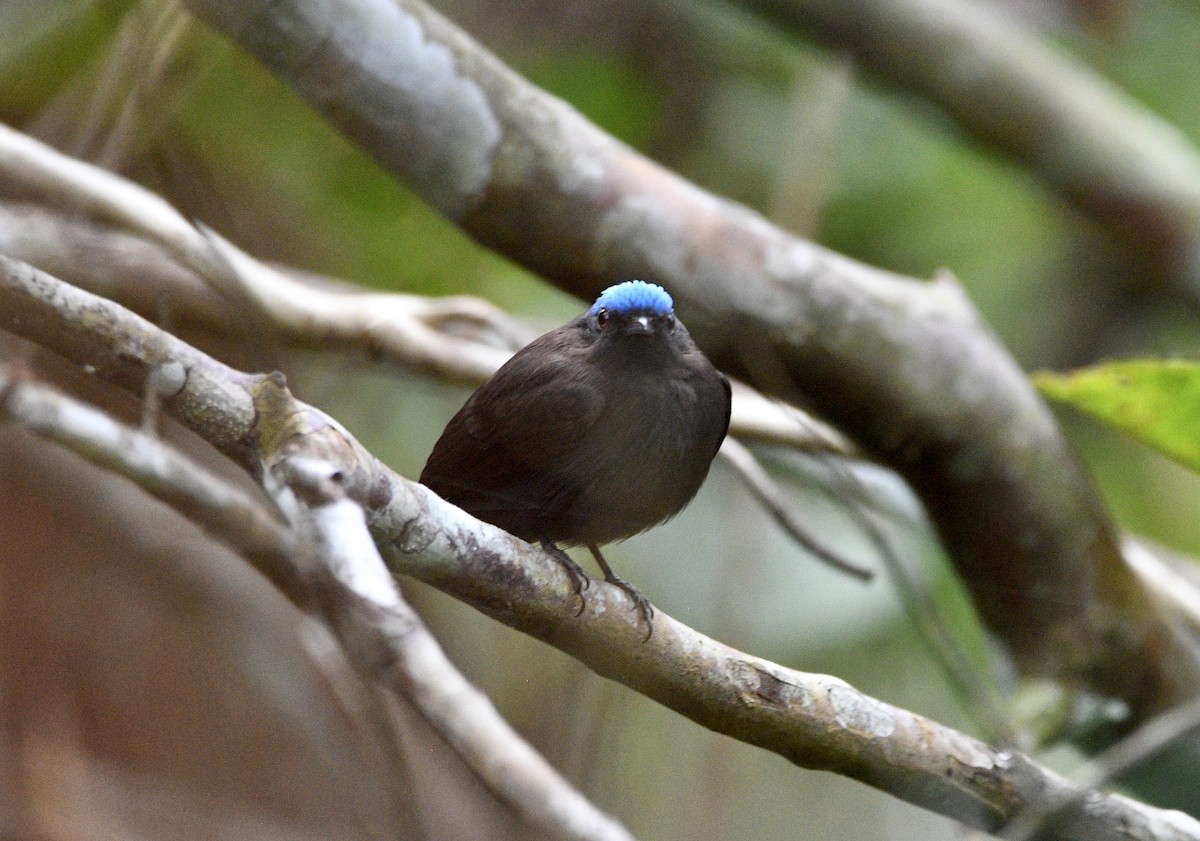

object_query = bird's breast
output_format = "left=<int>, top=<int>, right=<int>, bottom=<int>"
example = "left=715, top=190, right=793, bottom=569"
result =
left=557, top=372, right=717, bottom=544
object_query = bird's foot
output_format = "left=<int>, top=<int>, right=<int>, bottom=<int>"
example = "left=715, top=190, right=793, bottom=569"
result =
left=588, top=545, right=654, bottom=641
left=607, top=574, right=655, bottom=641
left=540, top=540, right=589, bottom=616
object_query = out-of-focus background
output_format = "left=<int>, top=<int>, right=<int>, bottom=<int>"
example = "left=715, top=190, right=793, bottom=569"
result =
left=2, top=0, right=1200, bottom=838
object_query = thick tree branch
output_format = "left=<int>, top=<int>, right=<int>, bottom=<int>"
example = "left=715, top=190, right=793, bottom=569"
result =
left=175, top=0, right=1200, bottom=720
left=0, top=248, right=258, bottom=462
left=3, top=255, right=1199, bottom=841
left=732, top=0, right=1200, bottom=291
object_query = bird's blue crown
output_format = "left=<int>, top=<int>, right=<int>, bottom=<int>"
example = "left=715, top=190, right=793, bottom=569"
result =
left=590, top=280, right=673, bottom=317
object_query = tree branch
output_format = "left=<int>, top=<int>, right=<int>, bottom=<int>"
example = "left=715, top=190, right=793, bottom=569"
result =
left=0, top=122, right=843, bottom=452
left=0, top=364, right=638, bottom=841
left=174, top=0, right=1200, bottom=721
left=732, top=0, right=1200, bottom=293
left=3, top=255, right=1199, bottom=840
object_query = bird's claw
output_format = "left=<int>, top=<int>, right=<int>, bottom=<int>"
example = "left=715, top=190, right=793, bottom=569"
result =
left=539, top=542, right=654, bottom=636
left=540, top=540, right=590, bottom=615
left=605, top=574, right=654, bottom=642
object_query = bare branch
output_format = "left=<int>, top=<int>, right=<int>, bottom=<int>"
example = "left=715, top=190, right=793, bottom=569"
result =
left=0, top=120, right=204, bottom=267
left=0, top=253, right=258, bottom=462
left=175, top=0, right=1200, bottom=720
left=261, top=432, right=638, bottom=841
left=1002, top=697, right=1200, bottom=841
left=0, top=126, right=841, bottom=451
left=3, top=255, right=1198, bottom=840
left=0, top=365, right=637, bottom=841
left=0, top=201, right=229, bottom=329
left=0, top=364, right=291, bottom=569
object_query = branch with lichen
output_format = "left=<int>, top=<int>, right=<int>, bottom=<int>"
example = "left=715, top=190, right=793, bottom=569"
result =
left=3, top=253, right=1200, bottom=841
left=172, top=0, right=1200, bottom=726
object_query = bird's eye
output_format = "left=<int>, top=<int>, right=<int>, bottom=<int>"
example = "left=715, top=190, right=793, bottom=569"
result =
left=595, top=308, right=610, bottom=327
left=663, top=313, right=677, bottom=332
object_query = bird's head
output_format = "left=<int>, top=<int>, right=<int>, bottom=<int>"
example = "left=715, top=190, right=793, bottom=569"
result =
left=587, top=280, right=677, bottom=341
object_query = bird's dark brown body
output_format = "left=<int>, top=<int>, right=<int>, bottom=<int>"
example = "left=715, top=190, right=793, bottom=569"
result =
left=420, top=282, right=730, bottom=548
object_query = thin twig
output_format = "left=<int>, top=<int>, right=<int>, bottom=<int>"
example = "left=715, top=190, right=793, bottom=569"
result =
left=1001, top=697, right=1200, bottom=841
left=719, top=436, right=874, bottom=580
left=821, top=458, right=1017, bottom=746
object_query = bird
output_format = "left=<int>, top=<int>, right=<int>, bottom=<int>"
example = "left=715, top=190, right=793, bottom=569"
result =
left=420, top=280, right=731, bottom=637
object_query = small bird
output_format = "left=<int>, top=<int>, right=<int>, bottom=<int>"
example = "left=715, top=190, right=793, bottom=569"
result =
left=420, top=280, right=731, bottom=636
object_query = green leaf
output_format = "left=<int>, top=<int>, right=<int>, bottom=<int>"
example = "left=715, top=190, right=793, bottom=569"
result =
left=1034, top=359, right=1200, bottom=473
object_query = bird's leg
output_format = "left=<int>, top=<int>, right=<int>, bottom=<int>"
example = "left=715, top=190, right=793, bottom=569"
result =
left=539, top=539, right=589, bottom=616
left=588, top=545, right=654, bottom=640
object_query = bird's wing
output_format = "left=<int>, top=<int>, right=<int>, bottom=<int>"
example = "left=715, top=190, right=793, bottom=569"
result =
left=713, top=374, right=733, bottom=458
left=480, top=344, right=606, bottom=472
left=424, top=329, right=605, bottom=478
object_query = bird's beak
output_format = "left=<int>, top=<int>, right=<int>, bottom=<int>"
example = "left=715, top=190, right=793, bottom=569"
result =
left=626, top=315, right=653, bottom=335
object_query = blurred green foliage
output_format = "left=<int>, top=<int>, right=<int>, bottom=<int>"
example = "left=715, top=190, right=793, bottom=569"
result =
left=523, top=49, right=668, bottom=149
left=1101, top=0, right=1200, bottom=140
left=0, top=0, right=129, bottom=109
